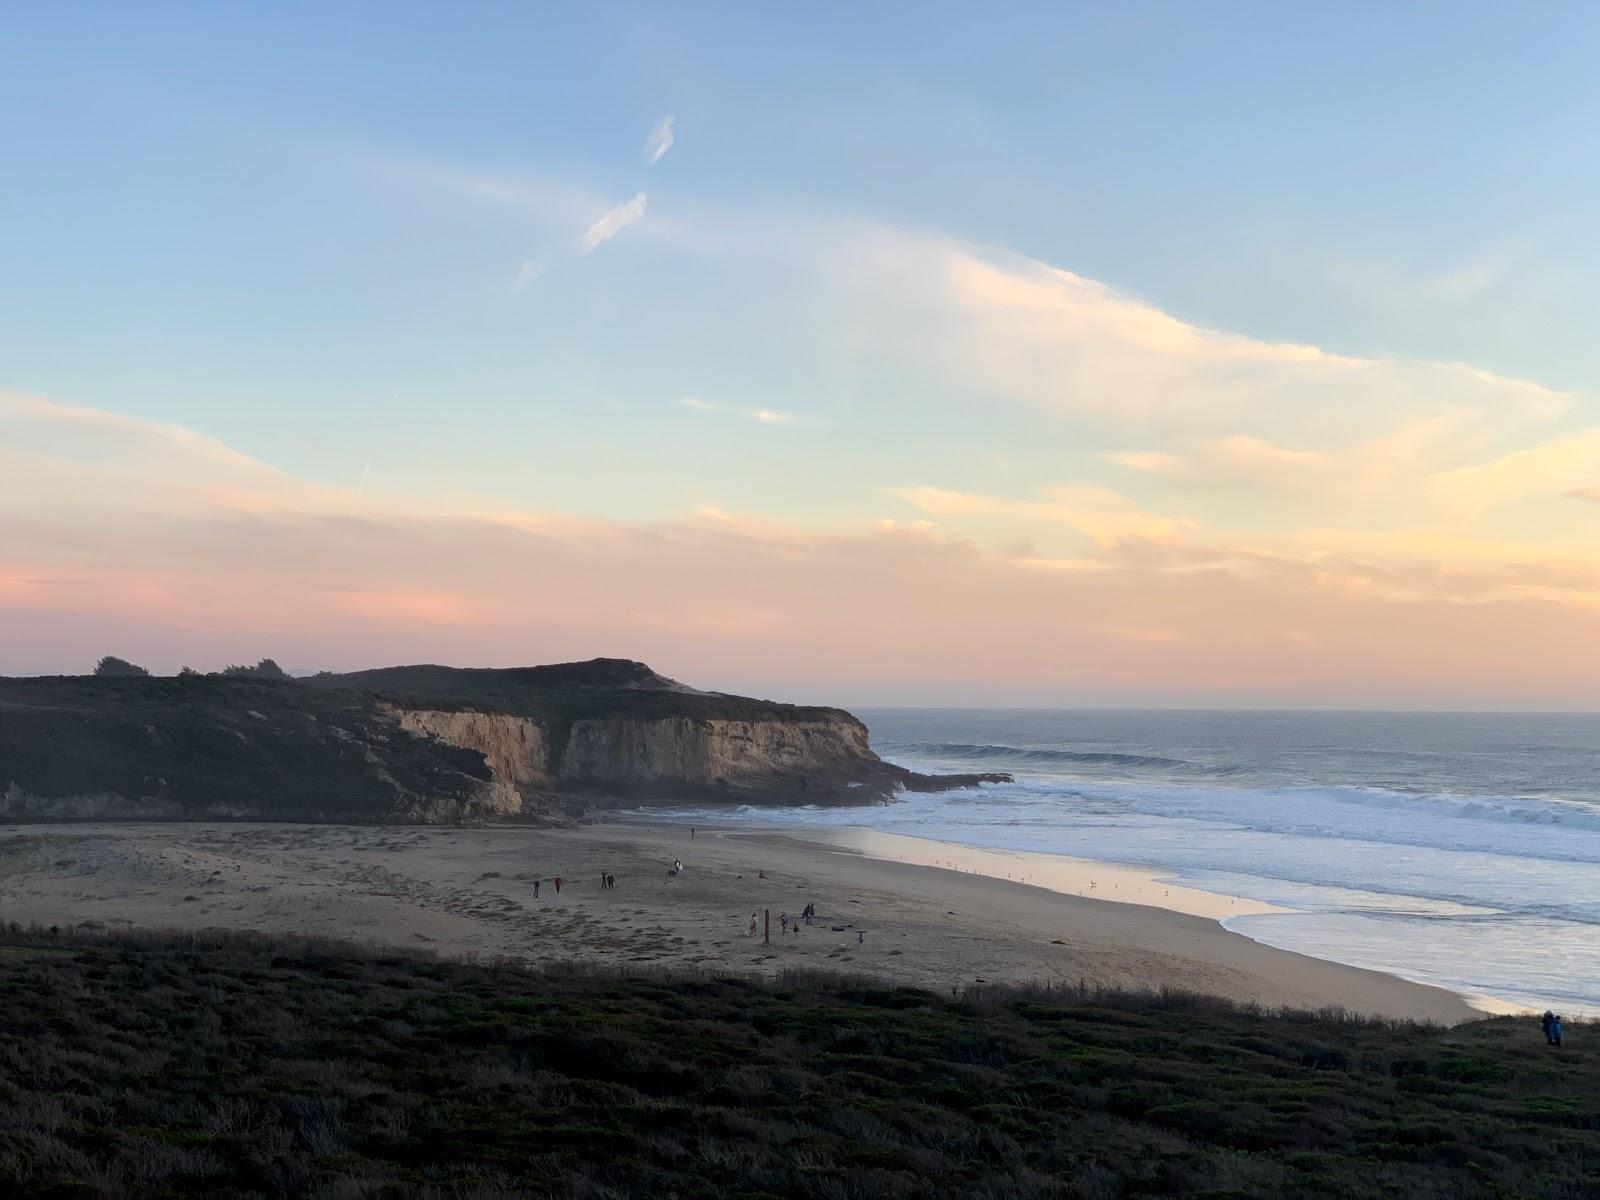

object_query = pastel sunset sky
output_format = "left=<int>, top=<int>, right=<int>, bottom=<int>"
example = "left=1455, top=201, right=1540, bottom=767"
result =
left=6, top=4, right=1600, bottom=707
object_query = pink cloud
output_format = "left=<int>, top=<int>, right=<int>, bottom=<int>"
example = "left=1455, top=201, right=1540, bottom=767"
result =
left=5, top=392, right=1600, bottom=707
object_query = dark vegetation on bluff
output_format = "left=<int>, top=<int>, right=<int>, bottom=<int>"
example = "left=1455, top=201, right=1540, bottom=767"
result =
left=0, top=927, right=1592, bottom=1199
left=305, top=659, right=857, bottom=728
left=0, top=675, right=491, bottom=821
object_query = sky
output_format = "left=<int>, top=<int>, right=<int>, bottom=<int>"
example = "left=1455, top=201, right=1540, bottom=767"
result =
left=5, top=3, right=1600, bottom=707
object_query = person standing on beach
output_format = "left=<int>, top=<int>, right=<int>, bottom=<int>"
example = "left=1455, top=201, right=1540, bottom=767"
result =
left=533, top=878, right=541, bottom=899
left=1542, top=1011, right=1555, bottom=1043
left=780, top=912, right=789, bottom=934
left=553, top=876, right=563, bottom=896
left=748, top=912, right=758, bottom=938
left=1551, top=1014, right=1564, bottom=1047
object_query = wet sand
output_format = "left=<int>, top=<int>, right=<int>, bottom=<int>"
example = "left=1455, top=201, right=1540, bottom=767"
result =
left=0, top=820, right=1475, bottom=1023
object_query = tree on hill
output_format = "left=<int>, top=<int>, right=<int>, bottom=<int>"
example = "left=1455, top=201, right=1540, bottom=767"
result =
left=93, top=656, right=149, bottom=678
left=221, top=658, right=289, bottom=680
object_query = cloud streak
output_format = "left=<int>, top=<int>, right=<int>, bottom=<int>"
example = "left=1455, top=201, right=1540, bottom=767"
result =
left=680, top=396, right=798, bottom=425
left=888, top=483, right=1186, bottom=550
left=579, top=193, right=647, bottom=255
left=512, top=256, right=546, bottom=291
left=645, top=116, right=676, bottom=166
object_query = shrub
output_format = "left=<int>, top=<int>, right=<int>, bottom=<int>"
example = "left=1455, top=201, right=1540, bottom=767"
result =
left=221, top=658, right=289, bottom=680
left=0, top=926, right=1593, bottom=1199
left=92, top=656, right=149, bottom=677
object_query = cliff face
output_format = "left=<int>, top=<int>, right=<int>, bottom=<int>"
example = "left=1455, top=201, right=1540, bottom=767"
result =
left=387, top=708, right=551, bottom=814
left=0, top=660, right=1007, bottom=823
left=383, top=707, right=902, bottom=804
left=556, top=714, right=882, bottom=802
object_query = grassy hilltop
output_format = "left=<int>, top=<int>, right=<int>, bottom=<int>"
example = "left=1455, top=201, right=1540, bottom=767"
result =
left=0, top=928, right=1593, bottom=1199
left=305, top=659, right=857, bottom=728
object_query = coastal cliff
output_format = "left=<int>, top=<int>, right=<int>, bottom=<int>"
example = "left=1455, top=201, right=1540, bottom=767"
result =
left=559, top=714, right=868, bottom=790
left=321, top=660, right=1005, bottom=807
left=0, top=659, right=1008, bottom=823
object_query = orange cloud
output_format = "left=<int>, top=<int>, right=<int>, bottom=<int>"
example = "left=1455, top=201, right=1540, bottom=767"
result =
left=6, top=393, right=1600, bottom=707
left=887, top=484, right=1186, bottom=550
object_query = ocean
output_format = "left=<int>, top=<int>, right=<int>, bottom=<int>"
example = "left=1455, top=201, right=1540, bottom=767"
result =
left=670, top=709, right=1600, bottom=1015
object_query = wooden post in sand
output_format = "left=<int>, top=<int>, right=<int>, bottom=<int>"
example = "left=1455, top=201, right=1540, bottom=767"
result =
left=764, top=909, right=770, bottom=944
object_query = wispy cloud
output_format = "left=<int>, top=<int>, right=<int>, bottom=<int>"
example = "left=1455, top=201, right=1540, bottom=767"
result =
left=680, top=396, right=798, bottom=425
left=830, top=227, right=1570, bottom=443
left=1329, top=238, right=1533, bottom=310
left=350, top=146, right=608, bottom=226
left=888, top=483, right=1188, bottom=550
left=579, top=192, right=648, bottom=255
left=1105, top=436, right=1323, bottom=490
left=512, top=257, right=546, bottom=291
left=645, top=116, right=676, bottom=166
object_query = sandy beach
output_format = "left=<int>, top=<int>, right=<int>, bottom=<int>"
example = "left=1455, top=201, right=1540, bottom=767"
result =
left=0, top=819, right=1474, bottom=1023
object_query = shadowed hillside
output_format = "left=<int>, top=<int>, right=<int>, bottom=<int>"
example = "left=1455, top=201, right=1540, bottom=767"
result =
left=0, top=927, right=1592, bottom=1199
left=0, top=675, right=492, bottom=822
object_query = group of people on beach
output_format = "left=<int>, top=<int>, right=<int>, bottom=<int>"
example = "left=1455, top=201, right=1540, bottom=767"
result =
left=748, top=905, right=819, bottom=938
left=534, top=874, right=625, bottom=899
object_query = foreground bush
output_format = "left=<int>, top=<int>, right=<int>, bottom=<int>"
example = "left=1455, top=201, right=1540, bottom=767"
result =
left=0, top=926, right=1593, bottom=1198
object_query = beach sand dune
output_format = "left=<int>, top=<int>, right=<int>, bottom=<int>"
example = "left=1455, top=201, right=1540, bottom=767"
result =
left=0, top=820, right=1473, bottom=1023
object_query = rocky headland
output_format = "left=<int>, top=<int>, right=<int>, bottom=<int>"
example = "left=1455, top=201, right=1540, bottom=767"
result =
left=0, top=659, right=1008, bottom=823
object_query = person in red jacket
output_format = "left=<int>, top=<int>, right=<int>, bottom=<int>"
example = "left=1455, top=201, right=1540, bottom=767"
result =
left=553, top=876, right=563, bottom=895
